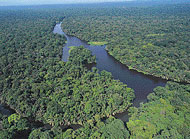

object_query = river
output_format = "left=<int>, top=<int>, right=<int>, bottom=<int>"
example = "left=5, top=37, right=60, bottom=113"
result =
left=0, top=21, right=168, bottom=136
left=53, top=23, right=167, bottom=122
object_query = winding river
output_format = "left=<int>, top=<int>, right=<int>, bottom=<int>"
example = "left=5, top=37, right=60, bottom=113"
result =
left=0, top=22, right=167, bottom=124
left=53, top=23, right=167, bottom=122
left=0, top=21, right=171, bottom=136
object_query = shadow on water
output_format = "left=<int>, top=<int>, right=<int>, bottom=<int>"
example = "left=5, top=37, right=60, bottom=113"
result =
left=53, top=23, right=167, bottom=122
left=61, top=124, right=83, bottom=132
left=0, top=103, right=15, bottom=116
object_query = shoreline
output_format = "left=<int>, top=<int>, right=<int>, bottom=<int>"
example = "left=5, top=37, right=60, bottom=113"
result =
left=60, top=28, right=189, bottom=85
left=105, top=48, right=190, bottom=85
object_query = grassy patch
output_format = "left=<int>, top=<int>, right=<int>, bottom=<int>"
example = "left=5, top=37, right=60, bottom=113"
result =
left=88, top=41, right=108, bottom=46
left=146, top=34, right=165, bottom=37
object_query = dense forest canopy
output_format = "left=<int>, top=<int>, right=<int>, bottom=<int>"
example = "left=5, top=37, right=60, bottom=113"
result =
left=0, top=8, right=134, bottom=138
left=0, top=2, right=190, bottom=139
left=52, top=82, right=190, bottom=139
left=127, top=82, right=190, bottom=139
left=62, top=4, right=190, bottom=83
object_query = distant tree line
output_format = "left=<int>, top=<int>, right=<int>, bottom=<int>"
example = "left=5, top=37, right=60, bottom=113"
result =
left=62, top=4, right=190, bottom=83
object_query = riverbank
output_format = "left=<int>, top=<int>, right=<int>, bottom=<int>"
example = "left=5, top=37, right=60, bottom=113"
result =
left=105, top=46, right=190, bottom=85
left=60, top=28, right=189, bottom=85
left=59, top=22, right=167, bottom=122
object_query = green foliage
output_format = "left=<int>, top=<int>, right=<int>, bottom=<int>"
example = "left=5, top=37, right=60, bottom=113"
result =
left=88, top=41, right=108, bottom=46
left=1, top=114, right=30, bottom=139
left=0, top=8, right=135, bottom=138
left=1, top=3, right=189, bottom=139
left=0, top=129, right=13, bottom=139
left=95, top=119, right=130, bottom=139
left=127, top=82, right=190, bottom=139
left=28, top=128, right=53, bottom=139
left=69, top=46, right=96, bottom=65
left=68, top=46, right=76, bottom=53
left=54, top=129, right=73, bottom=139
left=61, top=4, right=190, bottom=83
left=8, top=114, right=20, bottom=124
left=146, top=34, right=165, bottom=37
left=127, top=120, right=156, bottom=139
left=55, top=118, right=130, bottom=139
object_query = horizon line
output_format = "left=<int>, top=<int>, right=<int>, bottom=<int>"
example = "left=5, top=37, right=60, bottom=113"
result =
left=0, top=0, right=135, bottom=7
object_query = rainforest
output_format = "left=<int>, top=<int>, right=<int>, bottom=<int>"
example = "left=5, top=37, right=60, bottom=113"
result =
left=0, top=1, right=190, bottom=139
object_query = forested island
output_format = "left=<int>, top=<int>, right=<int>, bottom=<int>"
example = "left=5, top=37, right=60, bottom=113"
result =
left=0, top=1, right=190, bottom=139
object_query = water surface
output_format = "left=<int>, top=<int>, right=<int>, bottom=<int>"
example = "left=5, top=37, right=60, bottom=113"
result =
left=53, top=23, right=167, bottom=122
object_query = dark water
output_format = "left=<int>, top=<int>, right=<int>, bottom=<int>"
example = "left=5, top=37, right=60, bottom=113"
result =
left=55, top=23, right=167, bottom=122
left=53, top=22, right=87, bottom=62
left=0, top=22, right=167, bottom=133
left=0, top=104, right=15, bottom=116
